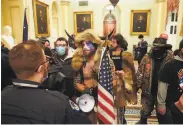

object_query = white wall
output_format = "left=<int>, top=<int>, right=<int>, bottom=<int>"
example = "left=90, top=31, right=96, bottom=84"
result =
left=175, top=0, right=183, bottom=50
left=69, top=0, right=156, bottom=53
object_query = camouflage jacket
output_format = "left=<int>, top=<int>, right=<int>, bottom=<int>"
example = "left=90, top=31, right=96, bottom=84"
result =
left=136, top=50, right=173, bottom=104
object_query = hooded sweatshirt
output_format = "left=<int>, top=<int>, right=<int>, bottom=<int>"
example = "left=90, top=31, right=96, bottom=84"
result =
left=157, top=55, right=183, bottom=108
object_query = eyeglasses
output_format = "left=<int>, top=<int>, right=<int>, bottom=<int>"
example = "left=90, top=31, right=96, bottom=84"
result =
left=45, top=56, right=54, bottom=63
left=35, top=56, right=54, bottom=72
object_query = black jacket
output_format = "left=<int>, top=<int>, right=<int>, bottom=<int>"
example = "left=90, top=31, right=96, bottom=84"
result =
left=49, top=49, right=75, bottom=98
left=171, top=103, right=183, bottom=124
left=51, top=49, right=75, bottom=78
left=1, top=79, right=91, bottom=124
left=42, top=62, right=75, bottom=98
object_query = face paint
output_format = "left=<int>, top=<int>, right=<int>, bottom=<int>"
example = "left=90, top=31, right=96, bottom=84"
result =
left=82, top=41, right=95, bottom=56
left=86, top=41, right=94, bottom=50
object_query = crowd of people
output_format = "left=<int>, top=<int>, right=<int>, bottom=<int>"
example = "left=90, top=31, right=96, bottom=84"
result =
left=1, top=29, right=183, bottom=124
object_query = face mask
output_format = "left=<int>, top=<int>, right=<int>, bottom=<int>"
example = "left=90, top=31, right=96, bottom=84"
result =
left=56, top=46, right=66, bottom=56
left=152, top=47, right=166, bottom=59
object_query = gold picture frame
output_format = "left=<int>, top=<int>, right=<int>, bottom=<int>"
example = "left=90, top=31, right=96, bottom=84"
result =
left=33, top=0, right=50, bottom=37
left=74, top=11, right=93, bottom=34
left=180, top=15, right=183, bottom=36
left=130, top=10, right=151, bottom=35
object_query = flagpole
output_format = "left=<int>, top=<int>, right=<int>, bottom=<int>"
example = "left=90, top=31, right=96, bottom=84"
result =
left=22, top=8, right=28, bottom=42
left=98, top=47, right=106, bottom=77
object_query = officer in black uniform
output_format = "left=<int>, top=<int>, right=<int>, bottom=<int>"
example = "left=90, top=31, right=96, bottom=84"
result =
left=1, top=40, right=91, bottom=124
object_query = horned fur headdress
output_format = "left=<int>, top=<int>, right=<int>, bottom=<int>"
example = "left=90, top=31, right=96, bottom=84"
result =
left=72, top=29, right=103, bottom=72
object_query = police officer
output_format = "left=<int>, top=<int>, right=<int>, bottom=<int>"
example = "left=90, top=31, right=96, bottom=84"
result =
left=1, top=40, right=91, bottom=124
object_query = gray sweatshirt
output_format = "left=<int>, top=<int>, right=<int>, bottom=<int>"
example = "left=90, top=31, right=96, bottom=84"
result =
left=157, top=55, right=183, bottom=108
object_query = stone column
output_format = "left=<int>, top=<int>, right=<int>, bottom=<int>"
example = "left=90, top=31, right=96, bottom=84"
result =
left=60, top=0, right=70, bottom=37
left=153, top=0, right=167, bottom=37
left=176, top=0, right=183, bottom=49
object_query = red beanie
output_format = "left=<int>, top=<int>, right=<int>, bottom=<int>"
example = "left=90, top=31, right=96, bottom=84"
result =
left=159, top=33, right=168, bottom=40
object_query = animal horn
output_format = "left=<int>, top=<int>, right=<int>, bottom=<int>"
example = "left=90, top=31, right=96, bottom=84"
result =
left=65, top=30, right=74, bottom=41
left=108, top=28, right=115, bottom=39
left=99, top=36, right=106, bottom=40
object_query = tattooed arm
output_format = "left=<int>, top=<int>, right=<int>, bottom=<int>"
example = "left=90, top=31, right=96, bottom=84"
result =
left=74, top=72, right=86, bottom=92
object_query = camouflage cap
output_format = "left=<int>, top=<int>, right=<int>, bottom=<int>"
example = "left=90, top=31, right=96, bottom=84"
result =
left=152, top=37, right=169, bottom=47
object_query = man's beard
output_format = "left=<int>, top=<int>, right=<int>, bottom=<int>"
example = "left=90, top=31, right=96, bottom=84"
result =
left=83, top=49, right=95, bottom=57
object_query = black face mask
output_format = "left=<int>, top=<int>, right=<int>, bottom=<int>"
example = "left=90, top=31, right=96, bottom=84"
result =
left=152, top=47, right=166, bottom=59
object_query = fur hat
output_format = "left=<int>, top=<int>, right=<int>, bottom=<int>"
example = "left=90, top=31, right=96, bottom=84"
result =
left=72, top=29, right=103, bottom=71
left=74, top=29, right=102, bottom=45
left=179, top=39, right=183, bottom=50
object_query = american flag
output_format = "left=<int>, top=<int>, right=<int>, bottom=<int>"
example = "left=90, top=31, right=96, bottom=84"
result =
left=97, top=47, right=115, bottom=124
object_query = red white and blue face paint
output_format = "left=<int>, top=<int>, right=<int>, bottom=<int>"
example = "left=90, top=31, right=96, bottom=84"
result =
left=179, top=76, right=183, bottom=91
left=82, top=41, right=95, bottom=56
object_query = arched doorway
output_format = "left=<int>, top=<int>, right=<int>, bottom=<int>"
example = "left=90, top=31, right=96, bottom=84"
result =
left=103, top=4, right=121, bottom=36
left=103, top=13, right=116, bottom=36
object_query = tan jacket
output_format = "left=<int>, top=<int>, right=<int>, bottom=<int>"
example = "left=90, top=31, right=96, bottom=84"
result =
left=113, top=51, right=137, bottom=107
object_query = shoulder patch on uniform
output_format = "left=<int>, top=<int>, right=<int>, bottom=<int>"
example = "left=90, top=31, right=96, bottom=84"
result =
left=69, top=100, right=80, bottom=111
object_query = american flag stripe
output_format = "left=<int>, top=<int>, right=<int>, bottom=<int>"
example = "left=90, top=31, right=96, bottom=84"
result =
left=98, top=86, right=114, bottom=107
left=98, top=101, right=115, bottom=119
left=98, top=83, right=114, bottom=101
left=98, top=107, right=114, bottom=124
left=98, top=95, right=114, bottom=115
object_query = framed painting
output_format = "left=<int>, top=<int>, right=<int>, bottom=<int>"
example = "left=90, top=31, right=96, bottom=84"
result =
left=130, top=10, right=151, bottom=35
left=33, top=0, right=50, bottom=37
left=180, top=15, right=183, bottom=36
left=74, top=11, right=93, bottom=34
